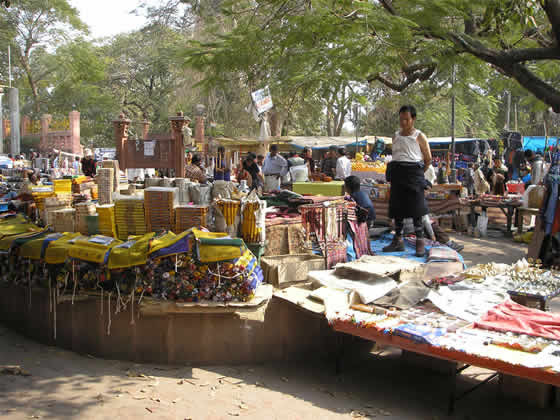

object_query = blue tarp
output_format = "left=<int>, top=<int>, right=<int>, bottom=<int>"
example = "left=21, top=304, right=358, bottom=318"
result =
left=523, top=136, right=559, bottom=153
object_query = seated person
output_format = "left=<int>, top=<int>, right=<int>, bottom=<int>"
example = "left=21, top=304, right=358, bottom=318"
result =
left=344, top=175, right=376, bottom=228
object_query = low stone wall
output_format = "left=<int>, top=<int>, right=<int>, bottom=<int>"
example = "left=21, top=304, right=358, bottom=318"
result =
left=0, top=286, right=343, bottom=365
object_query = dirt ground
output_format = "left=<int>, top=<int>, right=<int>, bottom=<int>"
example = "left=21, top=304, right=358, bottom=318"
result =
left=1, top=232, right=556, bottom=420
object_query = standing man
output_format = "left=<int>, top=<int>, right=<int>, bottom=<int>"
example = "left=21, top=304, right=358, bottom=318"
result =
left=321, top=145, right=338, bottom=178
left=73, top=156, right=82, bottom=175
left=383, top=105, right=432, bottom=257
left=81, top=151, right=97, bottom=177
left=335, top=148, right=352, bottom=180
left=262, top=144, right=288, bottom=192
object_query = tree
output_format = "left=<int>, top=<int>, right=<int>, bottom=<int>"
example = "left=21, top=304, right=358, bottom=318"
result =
left=184, top=0, right=560, bottom=117
left=0, top=0, right=87, bottom=114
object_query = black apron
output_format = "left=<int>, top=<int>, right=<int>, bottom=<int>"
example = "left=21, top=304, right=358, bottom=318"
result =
left=387, top=161, right=429, bottom=219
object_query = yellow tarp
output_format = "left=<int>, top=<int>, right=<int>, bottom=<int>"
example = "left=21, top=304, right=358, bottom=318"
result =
left=0, top=221, right=42, bottom=239
left=68, top=235, right=123, bottom=264
left=44, top=233, right=82, bottom=265
left=148, top=230, right=192, bottom=255
left=108, top=233, right=155, bottom=269
left=0, top=228, right=48, bottom=251
left=19, top=233, right=61, bottom=260
left=193, top=228, right=244, bottom=263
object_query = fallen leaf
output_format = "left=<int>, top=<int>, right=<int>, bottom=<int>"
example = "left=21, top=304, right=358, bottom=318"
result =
left=281, top=377, right=289, bottom=382
left=150, top=397, right=161, bottom=403
left=228, top=412, right=240, bottom=417
left=29, top=416, right=41, bottom=419
left=132, top=396, right=147, bottom=400
left=379, top=410, right=391, bottom=416
left=140, top=389, right=147, bottom=393
left=1, top=365, right=31, bottom=376
left=238, top=402, right=248, bottom=410
left=177, top=379, right=185, bottom=385
left=172, top=398, right=181, bottom=404
left=96, top=394, right=104, bottom=402
left=145, top=407, right=153, bottom=413
left=351, top=410, right=366, bottom=418
left=255, top=381, right=264, bottom=387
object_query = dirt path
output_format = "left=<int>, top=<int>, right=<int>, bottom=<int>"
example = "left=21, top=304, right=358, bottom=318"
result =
left=1, top=235, right=551, bottom=420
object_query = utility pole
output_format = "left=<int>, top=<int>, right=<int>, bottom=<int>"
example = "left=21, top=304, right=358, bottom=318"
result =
left=449, top=65, right=457, bottom=183
left=9, top=88, right=20, bottom=155
left=505, top=91, right=511, bottom=131
left=0, top=87, right=3, bottom=154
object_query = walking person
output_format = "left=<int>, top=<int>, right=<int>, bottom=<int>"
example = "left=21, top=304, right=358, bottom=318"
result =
left=383, top=105, right=432, bottom=257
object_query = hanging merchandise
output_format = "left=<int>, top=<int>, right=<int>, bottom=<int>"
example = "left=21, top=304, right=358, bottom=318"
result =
left=240, top=190, right=266, bottom=244
left=213, top=199, right=241, bottom=237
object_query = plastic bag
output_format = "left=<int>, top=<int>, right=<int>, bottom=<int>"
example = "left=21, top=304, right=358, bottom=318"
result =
left=476, top=211, right=488, bottom=237
left=190, top=184, right=212, bottom=205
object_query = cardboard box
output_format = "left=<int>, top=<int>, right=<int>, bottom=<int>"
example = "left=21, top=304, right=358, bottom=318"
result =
left=261, top=254, right=325, bottom=288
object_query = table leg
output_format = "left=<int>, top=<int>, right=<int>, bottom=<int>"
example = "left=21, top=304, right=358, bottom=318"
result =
left=517, top=209, right=524, bottom=235
left=505, top=207, right=513, bottom=237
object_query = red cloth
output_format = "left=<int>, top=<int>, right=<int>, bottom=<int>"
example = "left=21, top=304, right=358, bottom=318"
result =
left=474, top=300, right=560, bottom=340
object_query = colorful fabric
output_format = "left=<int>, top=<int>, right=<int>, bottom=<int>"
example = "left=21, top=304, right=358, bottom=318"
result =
left=348, top=220, right=372, bottom=259
left=475, top=300, right=560, bottom=340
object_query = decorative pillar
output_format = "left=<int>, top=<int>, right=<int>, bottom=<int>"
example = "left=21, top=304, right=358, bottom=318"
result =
left=142, top=119, right=150, bottom=139
left=170, top=112, right=190, bottom=178
left=195, top=116, right=205, bottom=152
left=113, top=113, right=131, bottom=171
left=40, top=114, right=51, bottom=152
left=69, top=110, right=80, bottom=154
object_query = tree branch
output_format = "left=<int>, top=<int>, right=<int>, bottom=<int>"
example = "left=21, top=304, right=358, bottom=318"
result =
left=543, top=0, right=560, bottom=45
left=378, top=0, right=396, bottom=15
left=368, top=63, right=436, bottom=92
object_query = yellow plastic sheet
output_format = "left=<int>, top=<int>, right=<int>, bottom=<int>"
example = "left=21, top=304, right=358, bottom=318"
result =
left=0, top=228, right=48, bottom=251
left=44, top=233, right=82, bottom=265
left=108, top=233, right=155, bottom=270
left=0, top=221, right=42, bottom=239
left=68, top=235, right=123, bottom=264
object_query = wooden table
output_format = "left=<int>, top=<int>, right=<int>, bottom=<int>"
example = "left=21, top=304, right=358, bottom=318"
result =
left=516, top=207, right=541, bottom=235
left=463, top=200, right=522, bottom=237
left=332, top=320, right=560, bottom=413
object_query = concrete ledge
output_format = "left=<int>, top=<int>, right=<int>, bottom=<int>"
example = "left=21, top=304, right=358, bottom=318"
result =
left=0, top=286, right=341, bottom=365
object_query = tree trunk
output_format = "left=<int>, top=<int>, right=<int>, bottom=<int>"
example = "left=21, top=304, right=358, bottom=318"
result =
left=326, top=106, right=333, bottom=136
left=20, top=57, right=40, bottom=115
left=269, top=109, right=283, bottom=137
left=334, top=111, right=347, bottom=136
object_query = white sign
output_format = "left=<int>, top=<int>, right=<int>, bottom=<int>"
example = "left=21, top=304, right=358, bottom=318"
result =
left=251, top=86, right=273, bottom=114
left=144, top=141, right=155, bottom=156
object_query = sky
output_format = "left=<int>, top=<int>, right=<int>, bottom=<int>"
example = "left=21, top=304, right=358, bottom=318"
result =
left=72, top=0, right=147, bottom=39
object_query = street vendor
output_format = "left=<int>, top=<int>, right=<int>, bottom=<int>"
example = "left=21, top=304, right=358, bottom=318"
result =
left=344, top=175, right=375, bottom=228
left=185, top=154, right=207, bottom=183
left=262, top=144, right=288, bottom=191
left=383, top=105, right=432, bottom=257
left=302, top=147, right=315, bottom=173
left=321, top=145, right=338, bottom=178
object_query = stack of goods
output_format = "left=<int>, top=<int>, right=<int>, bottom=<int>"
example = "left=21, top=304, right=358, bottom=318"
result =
left=72, top=178, right=97, bottom=202
left=53, top=179, right=72, bottom=195
left=75, top=202, right=96, bottom=235
left=31, top=186, right=55, bottom=213
left=241, top=196, right=266, bottom=244
left=96, top=204, right=117, bottom=238
left=97, top=167, right=114, bottom=205
left=42, top=195, right=72, bottom=226
left=174, top=178, right=192, bottom=204
left=53, top=208, right=76, bottom=232
left=174, top=205, right=208, bottom=233
left=101, top=160, right=120, bottom=192
left=144, top=187, right=177, bottom=233
left=115, top=196, right=146, bottom=240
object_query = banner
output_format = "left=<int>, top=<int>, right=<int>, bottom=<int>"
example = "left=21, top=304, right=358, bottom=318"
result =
left=251, top=86, right=273, bottom=114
